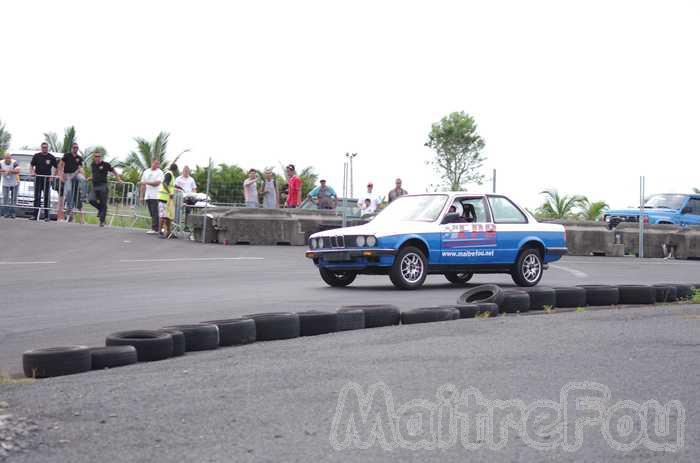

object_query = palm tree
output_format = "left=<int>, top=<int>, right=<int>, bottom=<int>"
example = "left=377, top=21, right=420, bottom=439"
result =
left=579, top=198, right=609, bottom=221
left=43, top=126, right=77, bottom=154
left=125, top=131, right=170, bottom=173
left=0, top=119, right=11, bottom=153
left=536, top=190, right=585, bottom=219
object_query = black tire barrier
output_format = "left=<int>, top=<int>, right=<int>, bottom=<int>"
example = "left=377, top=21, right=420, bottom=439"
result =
left=617, top=285, right=656, bottom=305
left=201, top=319, right=256, bottom=346
left=106, top=331, right=173, bottom=362
left=297, top=311, right=339, bottom=336
left=521, top=287, right=557, bottom=310
left=89, top=346, right=138, bottom=370
left=440, top=304, right=479, bottom=319
left=339, top=305, right=400, bottom=328
left=552, top=287, right=587, bottom=308
left=23, top=346, right=92, bottom=378
left=401, top=307, right=458, bottom=325
left=577, top=285, right=620, bottom=306
left=336, top=308, right=366, bottom=331
left=157, top=329, right=186, bottom=356
left=500, top=291, right=531, bottom=313
left=161, top=324, right=220, bottom=351
left=458, top=284, right=504, bottom=307
left=652, top=285, right=679, bottom=303
left=243, top=313, right=301, bottom=340
left=432, top=306, right=460, bottom=319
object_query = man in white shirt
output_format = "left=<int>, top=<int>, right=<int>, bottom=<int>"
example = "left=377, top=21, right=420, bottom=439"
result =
left=140, top=159, right=164, bottom=234
left=175, top=165, right=197, bottom=194
left=358, top=182, right=380, bottom=216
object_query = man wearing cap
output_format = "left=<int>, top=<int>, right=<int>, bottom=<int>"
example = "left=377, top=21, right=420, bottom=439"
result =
left=307, top=179, right=337, bottom=210
left=285, top=164, right=301, bottom=208
left=388, top=178, right=408, bottom=203
left=358, top=182, right=380, bottom=215
left=88, top=149, right=122, bottom=227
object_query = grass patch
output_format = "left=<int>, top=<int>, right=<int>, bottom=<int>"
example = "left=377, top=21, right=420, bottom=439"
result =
left=543, top=305, right=555, bottom=314
left=575, top=306, right=587, bottom=313
left=0, top=373, right=34, bottom=385
left=476, top=311, right=492, bottom=319
left=691, top=290, right=700, bottom=304
left=68, top=204, right=151, bottom=230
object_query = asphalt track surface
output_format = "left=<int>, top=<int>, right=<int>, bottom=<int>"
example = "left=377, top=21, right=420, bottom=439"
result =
left=1, top=220, right=699, bottom=462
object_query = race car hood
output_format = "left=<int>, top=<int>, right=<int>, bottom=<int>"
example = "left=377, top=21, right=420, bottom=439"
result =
left=310, top=220, right=438, bottom=239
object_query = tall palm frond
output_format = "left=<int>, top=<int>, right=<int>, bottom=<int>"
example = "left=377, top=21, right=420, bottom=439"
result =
left=43, top=132, right=62, bottom=152
left=43, top=126, right=77, bottom=154
left=126, top=131, right=170, bottom=173
left=0, top=119, right=11, bottom=153
left=579, top=198, right=609, bottom=221
left=537, top=190, right=585, bottom=219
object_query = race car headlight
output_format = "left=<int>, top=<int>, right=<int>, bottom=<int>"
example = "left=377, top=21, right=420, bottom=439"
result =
left=318, top=237, right=324, bottom=248
left=366, top=236, right=377, bottom=247
left=355, top=235, right=366, bottom=247
left=310, top=238, right=317, bottom=249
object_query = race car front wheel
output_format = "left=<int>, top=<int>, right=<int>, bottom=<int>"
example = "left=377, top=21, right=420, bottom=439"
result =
left=511, top=246, right=543, bottom=287
left=319, top=268, right=357, bottom=287
left=390, top=246, right=428, bottom=290
left=444, top=272, right=473, bottom=285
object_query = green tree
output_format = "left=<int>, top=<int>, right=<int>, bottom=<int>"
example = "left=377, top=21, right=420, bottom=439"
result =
left=536, top=190, right=585, bottom=219
left=693, top=187, right=700, bottom=194
left=299, top=166, right=318, bottom=198
left=425, top=111, right=486, bottom=190
left=579, top=198, right=608, bottom=221
left=192, top=163, right=247, bottom=204
left=0, top=119, right=11, bottom=153
left=125, top=131, right=170, bottom=173
left=44, top=126, right=77, bottom=154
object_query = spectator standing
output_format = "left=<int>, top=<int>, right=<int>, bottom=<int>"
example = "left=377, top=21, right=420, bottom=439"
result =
left=88, top=150, right=122, bottom=227
left=261, top=170, right=278, bottom=208
left=307, top=179, right=337, bottom=210
left=175, top=165, right=197, bottom=193
left=243, top=169, right=259, bottom=208
left=140, top=159, right=163, bottom=234
left=388, top=178, right=408, bottom=203
left=285, top=164, right=301, bottom=208
left=1, top=152, right=20, bottom=218
left=58, top=143, right=85, bottom=220
left=30, top=142, right=57, bottom=221
left=358, top=182, right=380, bottom=215
left=158, top=164, right=179, bottom=238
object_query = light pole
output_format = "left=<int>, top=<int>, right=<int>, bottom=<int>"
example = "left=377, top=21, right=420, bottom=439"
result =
left=345, top=152, right=357, bottom=198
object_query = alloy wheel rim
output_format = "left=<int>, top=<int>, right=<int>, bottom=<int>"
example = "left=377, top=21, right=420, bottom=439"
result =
left=401, top=253, right=424, bottom=283
left=522, top=254, right=541, bottom=283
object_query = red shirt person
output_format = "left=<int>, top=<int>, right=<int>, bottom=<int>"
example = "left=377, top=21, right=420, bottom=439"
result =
left=285, top=164, right=302, bottom=207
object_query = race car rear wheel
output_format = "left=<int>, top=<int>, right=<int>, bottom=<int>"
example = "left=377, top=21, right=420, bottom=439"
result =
left=319, top=268, right=357, bottom=287
left=390, top=246, right=428, bottom=290
left=444, top=272, right=473, bottom=285
left=511, top=246, right=543, bottom=287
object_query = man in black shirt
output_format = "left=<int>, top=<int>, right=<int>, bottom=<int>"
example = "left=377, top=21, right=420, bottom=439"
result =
left=59, top=143, right=84, bottom=217
left=30, top=142, right=57, bottom=220
left=88, top=150, right=122, bottom=226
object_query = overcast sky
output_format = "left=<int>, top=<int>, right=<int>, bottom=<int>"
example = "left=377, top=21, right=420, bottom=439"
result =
left=3, top=0, right=699, bottom=208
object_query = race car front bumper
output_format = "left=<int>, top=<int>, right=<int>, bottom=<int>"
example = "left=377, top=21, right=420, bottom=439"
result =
left=305, top=248, right=397, bottom=260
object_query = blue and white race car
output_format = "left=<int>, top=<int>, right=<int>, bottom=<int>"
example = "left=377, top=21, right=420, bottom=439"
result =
left=305, top=192, right=567, bottom=289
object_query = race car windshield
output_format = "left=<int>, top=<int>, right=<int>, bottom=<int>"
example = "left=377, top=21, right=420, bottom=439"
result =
left=373, top=195, right=448, bottom=223
left=644, top=194, right=686, bottom=210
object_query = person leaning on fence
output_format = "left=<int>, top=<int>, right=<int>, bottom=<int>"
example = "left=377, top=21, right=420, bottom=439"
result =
left=308, top=179, right=337, bottom=210
left=140, top=159, right=163, bottom=234
left=1, top=151, right=20, bottom=219
left=30, top=142, right=58, bottom=221
left=58, top=143, right=85, bottom=221
left=158, top=163, right=179, bottom=238
left=261, top=170, right=278, bottom=208
left=243, top=169, right=259, bottom=208
left=88, top=150, right=122, bottom=227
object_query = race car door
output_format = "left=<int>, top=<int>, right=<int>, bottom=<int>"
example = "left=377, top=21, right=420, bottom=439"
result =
left=440, top=196, right=498, bottom=265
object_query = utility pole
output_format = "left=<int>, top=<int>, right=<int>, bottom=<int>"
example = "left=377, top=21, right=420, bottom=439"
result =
left=345, top=152, right=357, bottom=198
left=492, top=168, right=497, bottom=193
left=639, top=176, right=645, bottom=258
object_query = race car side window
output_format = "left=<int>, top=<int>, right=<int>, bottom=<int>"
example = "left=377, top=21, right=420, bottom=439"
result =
left=451, top=197, right=491, bottom=223
left=488, top=196, right=528, bottom=224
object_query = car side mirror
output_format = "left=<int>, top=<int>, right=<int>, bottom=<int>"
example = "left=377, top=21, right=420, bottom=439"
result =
left=681, top=207, right=692, bottom=214
left=442, top=213, right=461, bottom=224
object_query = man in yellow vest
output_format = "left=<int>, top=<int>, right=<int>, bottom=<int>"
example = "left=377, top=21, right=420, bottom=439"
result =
left=158, top=163, right=179, bottom=238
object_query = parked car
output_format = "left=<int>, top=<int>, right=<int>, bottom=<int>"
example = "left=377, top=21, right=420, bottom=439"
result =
left=9, top=150, right=61, bottom=220
left=603, top=193, right=700, bottom=229
left=305, top=192, right=567, bottom=290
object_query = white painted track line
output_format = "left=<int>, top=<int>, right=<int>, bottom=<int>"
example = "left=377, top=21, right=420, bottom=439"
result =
left=118, top=257, right=265, bottom=263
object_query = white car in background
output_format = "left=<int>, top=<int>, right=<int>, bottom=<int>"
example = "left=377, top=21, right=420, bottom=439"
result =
left=9, top=150, right=61, bottom=219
